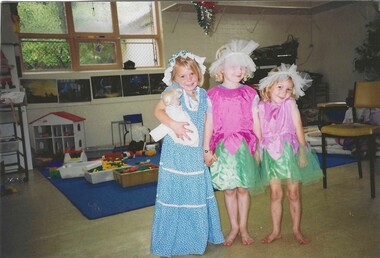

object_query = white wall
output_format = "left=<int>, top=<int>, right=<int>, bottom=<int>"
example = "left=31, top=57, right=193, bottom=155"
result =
left=310, top=2, right=377, bottom=100
left=27, top=94, right=160, bottom=148
left=161, top=1, right=377, bottom=96
left=1, top=1, right=378, bottom=149
left=161, top=2, right=313, bottom=88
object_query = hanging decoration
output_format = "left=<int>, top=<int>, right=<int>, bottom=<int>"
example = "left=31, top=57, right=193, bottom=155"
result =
left=192, top=1, right=216, bottom=35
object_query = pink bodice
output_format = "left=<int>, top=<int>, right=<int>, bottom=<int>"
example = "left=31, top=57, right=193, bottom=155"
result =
left=207, top=85, right=258, bottom=155
left=258, top=98, right=299, bottom=160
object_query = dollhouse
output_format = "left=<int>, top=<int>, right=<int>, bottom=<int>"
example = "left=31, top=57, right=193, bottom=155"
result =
left=30, top=112, right=86, bottom=155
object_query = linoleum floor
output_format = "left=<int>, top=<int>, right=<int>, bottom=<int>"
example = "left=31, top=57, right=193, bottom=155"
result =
left=1, top=160, right=380, bottom=258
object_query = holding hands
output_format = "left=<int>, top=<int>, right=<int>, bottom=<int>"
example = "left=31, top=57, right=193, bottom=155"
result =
left=204, top=150, right=217, bottom=167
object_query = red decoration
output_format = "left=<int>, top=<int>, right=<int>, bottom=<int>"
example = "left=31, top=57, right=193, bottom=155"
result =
left=197, top=1, right=215, bottom=8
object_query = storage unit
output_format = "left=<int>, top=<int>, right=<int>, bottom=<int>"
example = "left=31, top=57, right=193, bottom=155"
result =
left=0, top=103, right=29, bottom=181
left=30, top=112, right=86, bottom=156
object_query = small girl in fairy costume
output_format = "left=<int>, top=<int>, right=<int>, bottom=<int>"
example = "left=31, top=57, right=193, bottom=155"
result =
left=205, top=39, right=264, bottom=246
left=258, top=63, right=322, bottom=245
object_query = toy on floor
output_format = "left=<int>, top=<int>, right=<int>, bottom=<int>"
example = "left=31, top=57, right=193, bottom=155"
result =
left=135, top=149, right=156, bottom=156
left=64, top=150, right=87, bottom=163
left=102, top=152, right=123, bottom=162
left=49, top=167, right=61, bottom=178
left=136, top=159, right=151, bottom=165
left=116, top=163, right=158, bottom=173
left=86, top=152, right=129, bottom=172
left=1, top=185, right=17, bottom=196
left=122, top=151, right=135, bottom=159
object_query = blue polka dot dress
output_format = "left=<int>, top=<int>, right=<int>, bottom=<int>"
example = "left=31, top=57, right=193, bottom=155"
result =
left=151, top=86, right=224, bottom=257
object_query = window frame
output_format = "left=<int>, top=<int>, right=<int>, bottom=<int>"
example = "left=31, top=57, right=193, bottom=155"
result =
left=18, top=1, right=163, bottom=73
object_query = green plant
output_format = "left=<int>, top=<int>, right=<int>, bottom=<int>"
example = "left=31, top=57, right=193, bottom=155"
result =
left=354, top=13, right=380, bottom=80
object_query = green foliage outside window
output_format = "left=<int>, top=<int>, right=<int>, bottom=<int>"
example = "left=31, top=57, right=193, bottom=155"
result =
left=18, top=2, right=67, bottom=34
left=21, top=39, right=71, bottom=70
left=17, top=1, right=161, bottom=72
left=79, top=42, right=116, bottom=65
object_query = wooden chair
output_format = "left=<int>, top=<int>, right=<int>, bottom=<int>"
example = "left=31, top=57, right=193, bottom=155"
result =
left=317, top=101, right=348, bottom=129
left=320, top=81, right=380, bottom=198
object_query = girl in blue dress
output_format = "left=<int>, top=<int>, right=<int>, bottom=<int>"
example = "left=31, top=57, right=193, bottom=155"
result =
left=150, top=50, right=224, bottom=257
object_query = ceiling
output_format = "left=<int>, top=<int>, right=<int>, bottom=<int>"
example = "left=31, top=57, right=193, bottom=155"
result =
left=161, top=1, right=355, bottom=15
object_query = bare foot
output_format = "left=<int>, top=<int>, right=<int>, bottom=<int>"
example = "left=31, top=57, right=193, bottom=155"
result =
left=223, top=229, right=239, bottom=246
left=261, top=233, right=282, bottom=244
left=294, top=232, right=310, bottom=245
left=240, top=232, right=254, bottom=245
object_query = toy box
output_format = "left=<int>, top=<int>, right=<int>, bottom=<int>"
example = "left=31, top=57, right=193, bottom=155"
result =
left=84, top=169, right=115, bottom=184
left=58, top=160, right=99, bottom=179
left=113, top=165, right=158, bottom=188
left=83, top=157, right=129, bottom=184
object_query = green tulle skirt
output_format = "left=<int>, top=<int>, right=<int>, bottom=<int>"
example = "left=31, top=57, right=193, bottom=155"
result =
left=261, top=142, right=323, bottom=185
left=210, top=140, right=264, bottom=195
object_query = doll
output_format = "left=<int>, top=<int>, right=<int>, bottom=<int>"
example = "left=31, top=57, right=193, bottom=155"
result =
left=150, top=87, right=199, bottom=147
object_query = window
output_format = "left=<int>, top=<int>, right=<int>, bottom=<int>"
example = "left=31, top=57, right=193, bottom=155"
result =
left=17, top=1, right=162, bottom=72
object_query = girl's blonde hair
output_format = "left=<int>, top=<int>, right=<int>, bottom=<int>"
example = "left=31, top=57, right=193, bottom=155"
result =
left=213, top=45, right=227, bottom=83
left=171, top=56, right=204, bottom=86
left=259, top=67, right=297, bottom=101
left=209, top=40, right=259, bottom=83
left=212, top=45, right=251, bottom=83
left=258, top=63, right=312, bottom=99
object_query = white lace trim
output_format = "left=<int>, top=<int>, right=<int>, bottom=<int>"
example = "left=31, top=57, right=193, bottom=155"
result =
left=183, top=87, right=200, bottom=111
left=156, top=200, right=206, bottom=208
left=160, top=164, right=204, bottom=176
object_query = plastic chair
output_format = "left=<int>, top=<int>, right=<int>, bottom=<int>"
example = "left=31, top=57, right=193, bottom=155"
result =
left=320, top=81, right=380, bottom=198
left=123, top=114, right=150, bottom=145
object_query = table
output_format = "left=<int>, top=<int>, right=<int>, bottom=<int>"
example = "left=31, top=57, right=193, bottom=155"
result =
left=110, top=120, right=130, bottom=146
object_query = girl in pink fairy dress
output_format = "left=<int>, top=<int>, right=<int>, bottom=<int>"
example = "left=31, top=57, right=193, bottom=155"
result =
left=204, top=40, right=264, bottom=246
left=258, top=63, right=322, bottom=245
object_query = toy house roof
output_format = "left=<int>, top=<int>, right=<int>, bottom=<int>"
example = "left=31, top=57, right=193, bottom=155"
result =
left=30, top=111, right=85, bottom=125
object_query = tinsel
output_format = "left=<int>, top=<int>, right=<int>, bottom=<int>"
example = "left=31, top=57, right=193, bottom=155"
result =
left=192, top=1, right=215, bottom=35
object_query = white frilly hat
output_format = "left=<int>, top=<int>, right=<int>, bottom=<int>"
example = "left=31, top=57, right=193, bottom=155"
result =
left=162, top=50, right=206, bottom=86
left=258, top=63, right=313, bottom=97
left=209, top=39, right=259, bottom=78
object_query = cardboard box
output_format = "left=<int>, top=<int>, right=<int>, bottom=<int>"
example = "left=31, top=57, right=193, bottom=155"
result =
left=113, top=168, right=158, bottom=187
left=58, top=161, right=99, bottom=179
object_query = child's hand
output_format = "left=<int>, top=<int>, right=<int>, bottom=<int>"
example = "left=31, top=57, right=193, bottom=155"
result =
left=298, top=145, right=308, bottom=168
left=171, top=121, right=193, bottom=141
left=204, top=150, right=217, bottom=167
